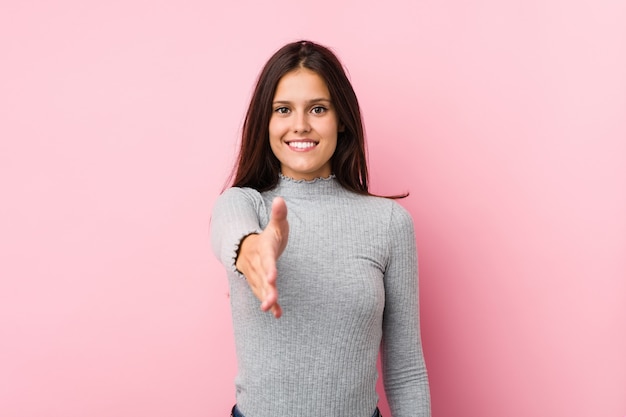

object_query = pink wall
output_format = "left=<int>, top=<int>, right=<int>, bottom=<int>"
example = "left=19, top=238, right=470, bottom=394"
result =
left=1, top=1, right=624, bottom=416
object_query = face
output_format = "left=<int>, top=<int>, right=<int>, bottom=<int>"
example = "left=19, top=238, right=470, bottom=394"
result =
left=269, top=68, right=342, bottom=181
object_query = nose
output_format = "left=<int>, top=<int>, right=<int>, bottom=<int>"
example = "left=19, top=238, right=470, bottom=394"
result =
left=293, top=112, right=311, bottom=133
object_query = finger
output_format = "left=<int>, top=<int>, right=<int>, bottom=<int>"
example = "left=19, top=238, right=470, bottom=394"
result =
left=260, top=284, right=278, bottom=311
left=263, top=257, right=277, bottom=285
left=269, top=303, right=282, bottom=319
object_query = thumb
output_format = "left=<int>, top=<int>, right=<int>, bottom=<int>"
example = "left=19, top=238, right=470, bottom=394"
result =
left=270, top=197, right=288, bottom=223
left=267, top=197, right=289, bottom=257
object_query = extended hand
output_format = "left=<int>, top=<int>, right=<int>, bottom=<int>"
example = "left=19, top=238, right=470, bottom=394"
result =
left=235, top=197, right=289, bottom=318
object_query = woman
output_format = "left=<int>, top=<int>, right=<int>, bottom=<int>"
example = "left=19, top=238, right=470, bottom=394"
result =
left=211, top=40, right=430, bottom=417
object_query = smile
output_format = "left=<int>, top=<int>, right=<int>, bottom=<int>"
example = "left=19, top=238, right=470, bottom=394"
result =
left=286, top=140, right=318, bottom=150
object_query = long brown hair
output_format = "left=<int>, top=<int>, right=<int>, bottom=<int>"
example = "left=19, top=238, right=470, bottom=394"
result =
left=230, top=40, right=405, bottom=198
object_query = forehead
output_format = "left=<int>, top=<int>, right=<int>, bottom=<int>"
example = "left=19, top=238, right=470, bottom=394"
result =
left=273, top=68, right=331, bottom=100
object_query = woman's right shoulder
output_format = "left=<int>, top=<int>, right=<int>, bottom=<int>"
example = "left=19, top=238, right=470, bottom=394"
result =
left=213, top=186, right=265, bottom=212
left=218, top=186, right=262, bottom=200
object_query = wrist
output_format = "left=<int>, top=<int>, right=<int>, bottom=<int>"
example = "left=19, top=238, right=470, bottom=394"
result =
left=235, top=232, right=259, bottom=275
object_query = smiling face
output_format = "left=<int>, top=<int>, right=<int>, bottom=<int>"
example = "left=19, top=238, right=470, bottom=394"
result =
left=269, top=68, right=342, bottom=181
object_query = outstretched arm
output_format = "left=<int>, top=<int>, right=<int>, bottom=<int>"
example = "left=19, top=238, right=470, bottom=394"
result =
left=235, top=197, right=289, bottom=318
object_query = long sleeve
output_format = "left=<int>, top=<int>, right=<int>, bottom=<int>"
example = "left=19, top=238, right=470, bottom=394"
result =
left=381, top=203, right=431, bottom=417
left=210, top=187, right=265, bottom=276
left=211, top=177, right=430, bottom=417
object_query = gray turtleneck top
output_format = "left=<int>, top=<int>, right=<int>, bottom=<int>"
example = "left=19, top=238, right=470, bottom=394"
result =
left=210, top=175, right=430, bottom=417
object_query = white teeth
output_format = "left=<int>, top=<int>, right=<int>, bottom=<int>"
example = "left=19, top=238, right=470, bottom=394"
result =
left=288, top=141, right=316, bottom=149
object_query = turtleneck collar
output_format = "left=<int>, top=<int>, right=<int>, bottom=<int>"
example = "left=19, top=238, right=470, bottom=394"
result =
left=272, top=173, right=343, bottom=196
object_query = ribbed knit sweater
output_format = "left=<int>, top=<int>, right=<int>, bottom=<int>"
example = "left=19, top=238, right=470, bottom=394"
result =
left=210, top=175, right=430, bottom=417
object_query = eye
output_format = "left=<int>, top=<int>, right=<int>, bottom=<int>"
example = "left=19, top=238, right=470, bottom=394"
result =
left=311, top=106, right=327, bottom=115
left=274, top=107, right=290, bottom=114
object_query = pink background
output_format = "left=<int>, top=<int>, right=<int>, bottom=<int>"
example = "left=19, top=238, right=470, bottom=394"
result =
left=1, top=1, right=625, bottom=416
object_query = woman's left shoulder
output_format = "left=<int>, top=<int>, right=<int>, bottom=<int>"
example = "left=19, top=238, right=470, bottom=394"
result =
left=388, top=199, right=415, bottom=228
left=359, top=194, right=415, bottom=226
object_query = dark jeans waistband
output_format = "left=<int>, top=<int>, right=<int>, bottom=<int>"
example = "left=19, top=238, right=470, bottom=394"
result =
left=231, top=405, right=382, bottom=417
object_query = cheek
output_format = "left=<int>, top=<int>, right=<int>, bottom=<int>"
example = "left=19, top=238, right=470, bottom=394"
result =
left=268, top=116, right=285, bottom=138
left=325, top=116, right=341, bottom=136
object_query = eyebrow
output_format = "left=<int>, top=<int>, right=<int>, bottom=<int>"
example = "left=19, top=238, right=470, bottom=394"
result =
left=272, top=98, right=332, bottom=105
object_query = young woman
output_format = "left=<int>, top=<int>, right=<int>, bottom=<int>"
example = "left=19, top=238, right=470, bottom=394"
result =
left=211, top=40, right=430, bottom=417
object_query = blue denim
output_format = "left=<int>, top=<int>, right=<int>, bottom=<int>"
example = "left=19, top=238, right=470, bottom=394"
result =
left=231, top=405, right=382, bottom=417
